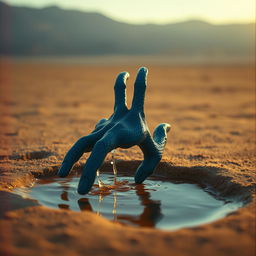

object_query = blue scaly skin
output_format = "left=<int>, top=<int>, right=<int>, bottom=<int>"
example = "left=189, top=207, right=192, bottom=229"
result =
left=58, top=67, right=171, bottom=195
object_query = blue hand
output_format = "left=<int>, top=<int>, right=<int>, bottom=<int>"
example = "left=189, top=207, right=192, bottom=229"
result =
left=58, top=67, right=171, bottom=195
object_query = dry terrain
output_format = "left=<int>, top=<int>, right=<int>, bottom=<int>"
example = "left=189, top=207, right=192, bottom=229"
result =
left=0, top=59, right=255, bottom=256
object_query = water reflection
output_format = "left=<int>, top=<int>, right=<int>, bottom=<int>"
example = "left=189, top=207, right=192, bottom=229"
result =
left=54, top=178, right=163, bottom=228
left=78, top=198, right=93, bottom=211
left=117, top=184, right=163, bottom=227
left=25, top=173, right=242, bottom=230
left=58, top=177, right=71, bottom=210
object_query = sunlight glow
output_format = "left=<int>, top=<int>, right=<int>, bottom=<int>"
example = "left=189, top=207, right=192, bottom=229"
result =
left=2, top=0, right=255, bottom=24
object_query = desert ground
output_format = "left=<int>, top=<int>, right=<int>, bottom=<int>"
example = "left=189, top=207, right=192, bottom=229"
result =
left=0, top=58, right=255, bottom=256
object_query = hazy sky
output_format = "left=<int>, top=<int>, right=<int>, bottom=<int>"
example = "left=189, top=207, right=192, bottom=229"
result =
left=3, top=0, right=255, bottom=24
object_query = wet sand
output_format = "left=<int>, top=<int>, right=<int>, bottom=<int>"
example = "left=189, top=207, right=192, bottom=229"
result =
left=0, top=60, right=255, bottom=256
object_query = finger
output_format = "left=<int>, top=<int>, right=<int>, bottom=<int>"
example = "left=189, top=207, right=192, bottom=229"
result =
left=78, top=134, right=117, bottom=195
left=93, top=118, right=108, bottom=132
left=58, top=135, right=95, bottom=178
left=114, top=71, right=129, bottom=113
left=58, top=129, right=106, bottom=178
left=152, top=123, right=171, bottom=153
left=131, top=67, right=148, bottom=112
left=135, top=135, right=160, bottom=183
left=134, top=157, right=160, bottom=184
left=134, top=126, right=170, bottom=184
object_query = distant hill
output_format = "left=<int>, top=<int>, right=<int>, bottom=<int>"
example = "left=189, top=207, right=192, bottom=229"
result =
left=0, top=1, right=254, bottom=56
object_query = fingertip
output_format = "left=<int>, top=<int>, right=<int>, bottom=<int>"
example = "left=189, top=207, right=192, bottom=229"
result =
left=165, top=123, right=171, bottom=133
left=119, top=71, right=130, bottom=81
left=134, top=173, right=145, bottom=184
left=78, top=176, right=94, bottom=195
left=77, top=187, right=88, bottom=195
left=77, top=184, right=90, bottom=195
left=122, top=71, right=130, bottom=81
left=58, top=162, right=70, bottom=178
left=135, top=67, right=148, bottom=85
left=115, top=71, right=130, bottom=88
left=134, top=176, right=143, bottom=184
left=138, top=67, right=148, bottom=74
left=134, top=169, right=152, bottom=184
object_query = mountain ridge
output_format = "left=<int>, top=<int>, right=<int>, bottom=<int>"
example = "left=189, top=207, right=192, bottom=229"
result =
left=0, top=1, right=254, bottom=56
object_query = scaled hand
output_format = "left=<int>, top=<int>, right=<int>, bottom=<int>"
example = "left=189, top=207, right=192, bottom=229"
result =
left=58, top=67, right=171, bottom=194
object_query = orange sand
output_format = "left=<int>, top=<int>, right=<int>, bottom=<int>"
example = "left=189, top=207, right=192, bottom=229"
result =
left=0, top=60, right=255, bottom=256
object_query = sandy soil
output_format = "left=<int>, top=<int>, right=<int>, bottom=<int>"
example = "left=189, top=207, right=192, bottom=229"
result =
left=0, top=59, right=255, bottom=256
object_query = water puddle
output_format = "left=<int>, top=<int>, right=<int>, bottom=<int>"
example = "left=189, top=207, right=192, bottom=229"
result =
left=14, top=171, right=242, bottom=230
